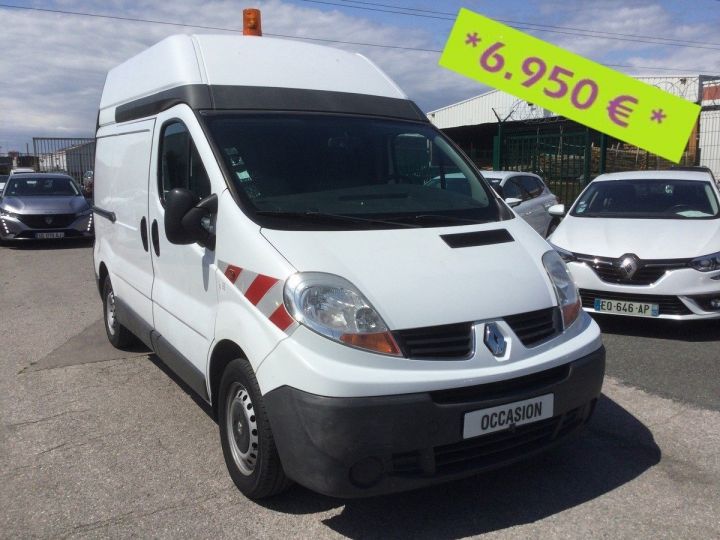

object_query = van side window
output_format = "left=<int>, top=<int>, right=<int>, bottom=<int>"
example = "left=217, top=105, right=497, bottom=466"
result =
left=159, top=121, right=211, bottom=201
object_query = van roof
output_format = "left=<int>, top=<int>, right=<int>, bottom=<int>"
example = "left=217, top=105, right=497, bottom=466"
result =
left=99, top=34, right=422, bottom=127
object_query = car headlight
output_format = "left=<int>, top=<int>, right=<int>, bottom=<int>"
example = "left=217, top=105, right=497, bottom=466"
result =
left=690, top=252, right=720, bottom=272
left=284, top=272, right=401, bottom=356
left=542, top=250, right=581, bottom=329
left=0, top=208, right=16, bottom=218
left=75, top=208, right=93, bottom=217
left=548, top=242, right=576, bottom=263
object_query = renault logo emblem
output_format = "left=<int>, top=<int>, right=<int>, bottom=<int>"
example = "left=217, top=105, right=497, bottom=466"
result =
left=484, top=322, right=507, bottom=357
left=618, top=253, right=640, bottom=278
left=44, top=216, right=54, bottom=225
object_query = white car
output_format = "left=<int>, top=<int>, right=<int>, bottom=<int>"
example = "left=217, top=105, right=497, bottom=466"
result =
left=93, top=33, right=604, bottom=499
left=482, top=171, right=560, bottom=237
left=549, top=169, right=720, bottom=320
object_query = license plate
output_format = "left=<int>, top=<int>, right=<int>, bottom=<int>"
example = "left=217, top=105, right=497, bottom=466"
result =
left=593, top=298, right=659, bottom=317
left=463, top=394, right=554, bottom=439
left=35, top=232, right=65, bottom=239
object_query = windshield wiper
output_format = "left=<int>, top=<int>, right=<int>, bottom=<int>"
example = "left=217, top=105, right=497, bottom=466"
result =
left=403, top=214, right=491, bottom=225
left=255, top=210, right=420, bottom=228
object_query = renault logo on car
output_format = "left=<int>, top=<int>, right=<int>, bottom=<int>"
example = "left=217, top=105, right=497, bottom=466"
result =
left=44, top=216, right=54, bottom=225
left=484, top=322, right=507, bottom=357
left=618, top=254, right=640, bottom=278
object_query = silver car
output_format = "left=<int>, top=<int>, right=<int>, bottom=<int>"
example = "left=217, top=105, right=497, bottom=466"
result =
left=482, top=171, right=560, bottom=237
left=0, top=173, right=94, bottom=241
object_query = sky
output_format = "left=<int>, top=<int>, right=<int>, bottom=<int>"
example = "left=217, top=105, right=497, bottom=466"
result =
left=0, top=0, right=719, bottom=152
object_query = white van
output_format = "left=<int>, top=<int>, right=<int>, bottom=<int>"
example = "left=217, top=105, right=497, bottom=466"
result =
left=93, top=34, right=605, bottom=499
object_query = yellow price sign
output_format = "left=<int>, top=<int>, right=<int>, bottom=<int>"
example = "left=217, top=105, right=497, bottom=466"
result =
left=439, top=9, right=700, bottom=163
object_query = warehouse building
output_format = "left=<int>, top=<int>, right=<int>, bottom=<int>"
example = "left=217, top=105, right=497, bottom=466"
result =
left=428, top=75, right=720, bottom=203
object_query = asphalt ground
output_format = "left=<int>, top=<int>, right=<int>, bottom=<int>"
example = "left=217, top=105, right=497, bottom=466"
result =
left=1, top=240, right=719, bottom=538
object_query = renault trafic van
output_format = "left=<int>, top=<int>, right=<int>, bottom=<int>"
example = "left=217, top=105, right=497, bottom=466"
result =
left=93, top=33, right=605, bottom=499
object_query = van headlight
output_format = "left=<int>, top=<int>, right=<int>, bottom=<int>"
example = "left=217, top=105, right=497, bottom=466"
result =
left=548, top=242, right=576, bottom=263
left=542, top=250, right=581, bottom=329
left=690, top=252, right=720, bottom=272
left=284, top=272, right=401, bottom=356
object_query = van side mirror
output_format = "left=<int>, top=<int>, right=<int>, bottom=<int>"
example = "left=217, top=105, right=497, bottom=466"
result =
left=164, top=188, right=218, bottom=250
left=548, top=204, right=566, bottom=217
left=504, top=197, right=522, bottom=208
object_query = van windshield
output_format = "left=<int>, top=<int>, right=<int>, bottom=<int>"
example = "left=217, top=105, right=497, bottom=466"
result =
left=204, top=114, right=504, bottom=229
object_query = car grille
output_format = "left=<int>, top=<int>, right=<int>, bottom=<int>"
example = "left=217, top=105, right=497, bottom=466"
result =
left=391, top=404, right=590, bottom=477
left=430, top=364, right=570, bottom=404
left=579, top=289, right=692, bottom=315
left=394, top=307, right=561, bottom=359
left=17, top=213, right=76, bottom=229
left=575, top=253, right=690, bottom=285
left=503, top=307, right=561, bottom=347
left=394, top=322, right=473, bottom=359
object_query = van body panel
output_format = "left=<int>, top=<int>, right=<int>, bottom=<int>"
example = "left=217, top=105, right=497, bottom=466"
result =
left=256, top=311, right=601, bottom=397
left=261, top=218, right=557, bottom=330
left=94, top=33, right=606, bottom=498
left=94, top=120, right=155, bottom=327
left=98, top=35, right=411, bottom=127
left=209, top=190, right=298, bottom=379
left=99, top=35, right=204, bottom=122
left=191, top=34, right=406, bottom=98
left=147, top=105, right=226, bottom=374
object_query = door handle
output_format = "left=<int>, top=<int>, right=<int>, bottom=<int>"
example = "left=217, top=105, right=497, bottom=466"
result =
left=140, top=217, right=149, bottom=252
left=151, top=219, right=160, bottom=257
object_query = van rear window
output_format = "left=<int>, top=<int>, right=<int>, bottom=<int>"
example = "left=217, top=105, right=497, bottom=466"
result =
left=204, top=113, right=503, bottom=229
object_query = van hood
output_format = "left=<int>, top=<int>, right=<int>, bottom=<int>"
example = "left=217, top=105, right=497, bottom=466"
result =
left=262, top=220, right=557, bottom=330
left=1, top=196, right=90, bottom=215
left=551, top=216, right=720, bottom=259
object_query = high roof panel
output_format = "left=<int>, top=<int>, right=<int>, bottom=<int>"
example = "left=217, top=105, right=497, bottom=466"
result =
left=99, top=34, right=407, bottom=125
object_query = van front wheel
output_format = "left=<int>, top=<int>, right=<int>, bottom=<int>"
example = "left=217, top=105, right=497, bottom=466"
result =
left=218, top=359, right=291, bottom=499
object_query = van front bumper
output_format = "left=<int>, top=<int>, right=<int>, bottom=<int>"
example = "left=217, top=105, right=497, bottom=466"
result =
left=264, top=345, right=605, bottom=498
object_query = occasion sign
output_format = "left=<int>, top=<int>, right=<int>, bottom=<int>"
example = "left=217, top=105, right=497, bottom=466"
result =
left=439, top=8, right=700, bottom=163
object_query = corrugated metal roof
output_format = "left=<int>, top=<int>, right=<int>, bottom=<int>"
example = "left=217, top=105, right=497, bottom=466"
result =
left=428, top=75, right=700, bottom=129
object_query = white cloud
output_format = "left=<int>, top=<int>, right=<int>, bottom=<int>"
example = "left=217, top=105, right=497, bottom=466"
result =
left=536, top=0, right=720, bottom=75
left=0, top=0, right=481, bottom=151
left=0, top=0, right=716, bottom=152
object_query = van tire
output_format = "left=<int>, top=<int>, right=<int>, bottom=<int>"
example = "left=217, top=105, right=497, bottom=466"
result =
left=102, top=278, right=136, bottom=349
left=218, top=359, right=291, bottom=499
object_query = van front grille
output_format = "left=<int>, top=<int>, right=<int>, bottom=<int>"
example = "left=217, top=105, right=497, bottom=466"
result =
left=430, top=364, right=570, bottom=404
left=503, top=307, right=561, bottom=347
left=394, top=322, right=473, bottom=359
left=390, top=404, right=590, bottom=477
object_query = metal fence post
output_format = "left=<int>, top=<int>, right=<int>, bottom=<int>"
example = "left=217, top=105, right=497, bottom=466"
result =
left=583, top=128, right=591, bottom=185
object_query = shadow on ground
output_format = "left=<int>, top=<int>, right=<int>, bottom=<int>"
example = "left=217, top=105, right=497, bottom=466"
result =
left=260, top=395, right=659, bottom=539
left=594, top=313, right=719, bottom=342
left=148, top=354, right=216, bottom=421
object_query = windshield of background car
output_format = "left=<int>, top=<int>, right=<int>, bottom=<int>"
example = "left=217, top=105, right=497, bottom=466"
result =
left=482, top=176, right=503, bottom=195
left=4, top=176, right=80, bottom=197
left=205, top=114, right=502, bottom=229
left=571, top=179, right=720, bottom=219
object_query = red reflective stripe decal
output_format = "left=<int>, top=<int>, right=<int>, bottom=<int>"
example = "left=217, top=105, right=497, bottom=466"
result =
left=268, top=304, right=295, bottom=331
left=224, top=264, right=243, bottom=284
left=244, top=275, right=278, bottom=305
